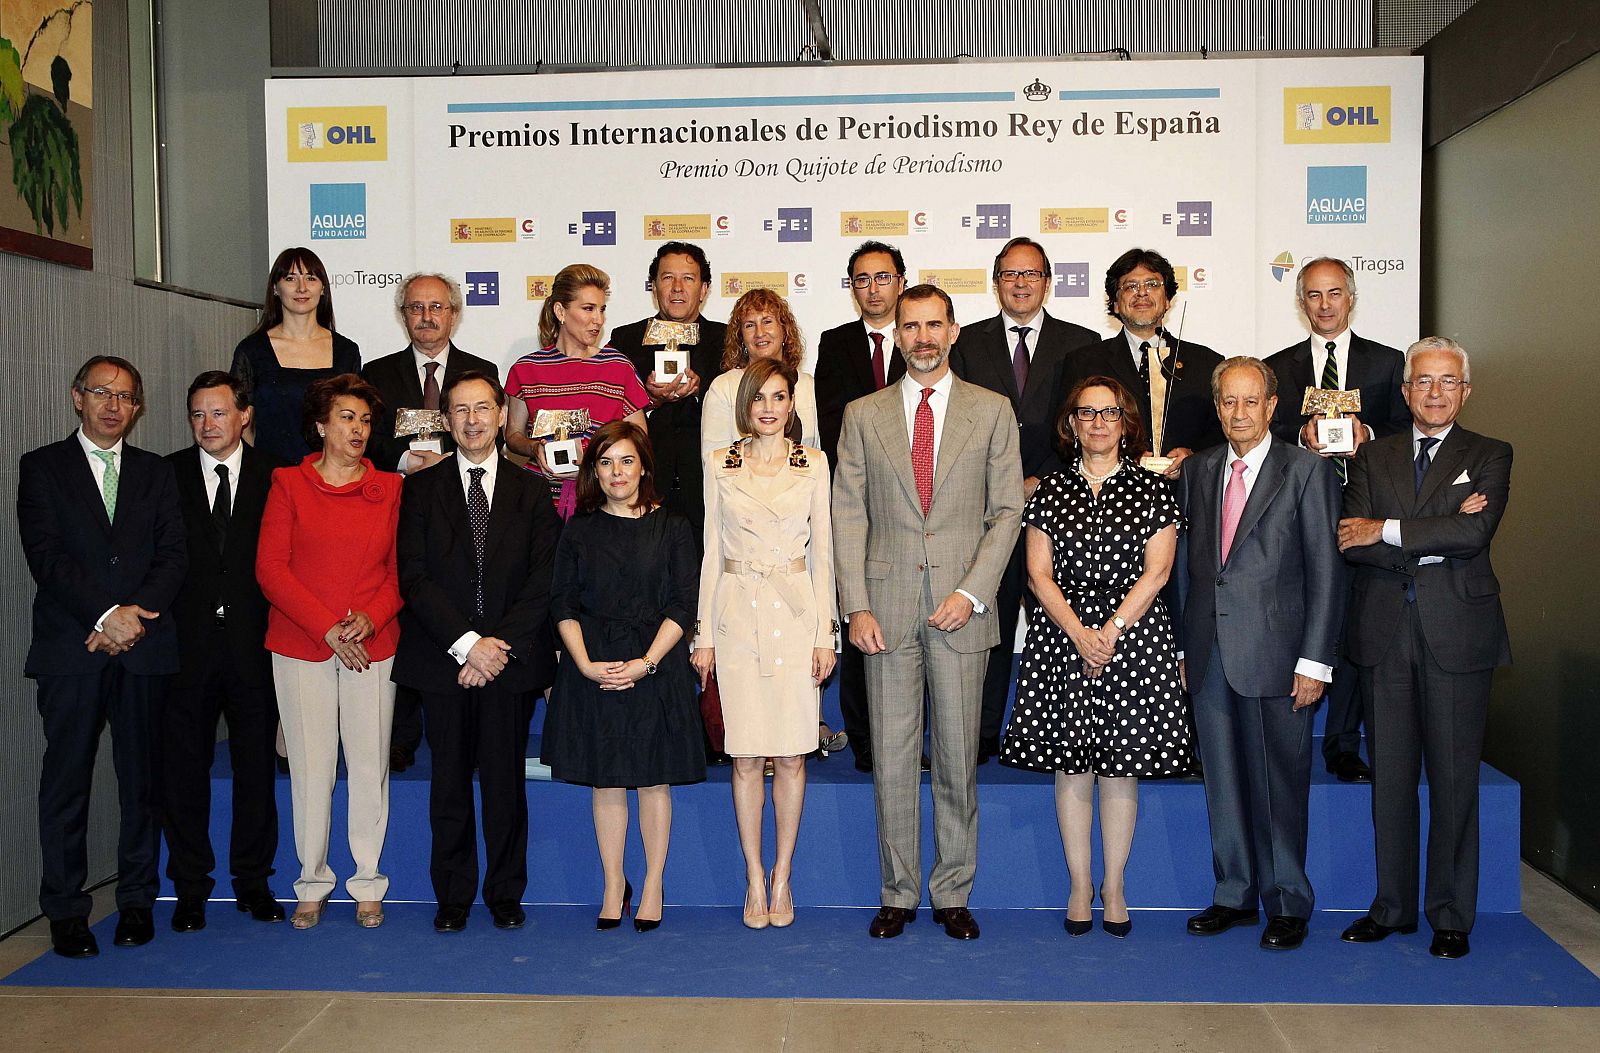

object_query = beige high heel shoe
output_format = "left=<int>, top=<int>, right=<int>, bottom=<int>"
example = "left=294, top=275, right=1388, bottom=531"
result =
left=290, top=897, right=328, bottom=930
left=355, top=900, right=385, bottom=928
left=743, top=878, right=770, bottom=930
left=767, top=870, right=795, bottom=928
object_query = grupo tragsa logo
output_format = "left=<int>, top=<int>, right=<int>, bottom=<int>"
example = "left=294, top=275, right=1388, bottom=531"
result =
left=309, top=183, right=366, bottom=240
left=1269, top=251, right=1296, bottom=283
left=464, top=271, right=500, bottom=306
left=1306, top=166, right=1368, bottom=225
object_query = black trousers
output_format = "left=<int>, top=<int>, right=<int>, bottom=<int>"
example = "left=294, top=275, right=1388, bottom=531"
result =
left=836, top=635, right=872, bottom=763
left=160, top=626, right=280, bottom=900
left=1321, top=654, right=1367, bottom=762
left=36, top=666, right=167, bottom=921
left=391, top=685, right=424, bottom=756
left=1361, top=603, right=1492, bottom=933
left=978, top=535, right=1026, bottom=745
left=422, top=684, right=534, bottom=907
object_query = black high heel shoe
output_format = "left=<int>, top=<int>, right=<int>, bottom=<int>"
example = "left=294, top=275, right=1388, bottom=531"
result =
left=634, top=887, right=662, bottom=932
left=1099, top=885, right=1131, bottom=938
left=596, top=880, right=632, bottom=930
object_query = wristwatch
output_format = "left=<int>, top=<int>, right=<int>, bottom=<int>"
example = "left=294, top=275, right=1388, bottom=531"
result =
left=1111, top=615, right=1128, bottom=633
left=641, top=656, right=658, bottom=675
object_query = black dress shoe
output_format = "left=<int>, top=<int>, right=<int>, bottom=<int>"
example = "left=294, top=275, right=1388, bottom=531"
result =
left=236, top=889, right=287, bottom=922
left=931, top=906, right=981, bottom=940
left=490, top=901, right=526, bottom=929
left=868, top=906, right=916, bottom=938
left=1260, top=915, right=1308, bottom=950
left=1329, top=752, right=1373, bottom=783
left=1341, top=915, right=1417, bottom=942
left=276, top=754, right=290, bottom=775
left=1430, top=929, right=1471, bottom=959
left=976, top=739, right=1000, bottom=765
left=49, top=917, right=98, bottom=959
left=389, top=746, right=415, bottom=774
left=433, top=905, right=469, bottom=933
left=171, top=897, right=207, bottom=932
left=1187, top=904, right=1260, bottom=936
left=113, top=908, right=155, bottom=947
left=1064, top=915, right=1093, bottom=937
left=854, top=754, right=874, bottom=774
left=920, top=752, right=932, bottom=772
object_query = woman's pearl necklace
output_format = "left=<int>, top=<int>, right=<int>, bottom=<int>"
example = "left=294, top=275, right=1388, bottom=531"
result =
left=1077, top=459, right=1122, bottom=485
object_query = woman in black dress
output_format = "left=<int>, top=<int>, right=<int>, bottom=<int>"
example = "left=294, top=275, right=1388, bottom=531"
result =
left=1000, top=375, right=1189, bottom=938
left=231, top=247, right=361, bottom=464
left=542, top=420, right=703, bottom=931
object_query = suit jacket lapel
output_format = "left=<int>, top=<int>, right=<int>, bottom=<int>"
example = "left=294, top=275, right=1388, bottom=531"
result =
left=1022, top=315, right=1063, bottom=409
left=931, top=380, right=977, bottom=503
left=398, top=347, right=426, bottom=406
left=1189, top=444, right=1225, bottom=571
left=479, top=455, right=515, bottom=568
left=1417, top=428, right=1468, bottom=510
left=870, top=390, right=921, bottom=512
left=1381, top=432, right=1418, bottom=514
left=982, top=316, right=1021, bottom=405
left=846, top=322, right=875, bottom=395
left=65, top=437, right=114, bottom=534
left=1226, top=440, right=1290, bottom=565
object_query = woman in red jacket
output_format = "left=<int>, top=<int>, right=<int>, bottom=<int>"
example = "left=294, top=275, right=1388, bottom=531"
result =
left=257, top=374, right=403, bottom=930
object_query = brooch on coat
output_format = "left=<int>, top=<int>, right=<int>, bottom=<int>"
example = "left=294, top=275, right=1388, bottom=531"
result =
left=722, top=442, right=745, bottom=470
left=788, top=441, right=809, bottom=469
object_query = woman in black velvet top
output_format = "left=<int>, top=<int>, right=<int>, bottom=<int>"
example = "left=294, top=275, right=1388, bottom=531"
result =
left=232, top=247, right=361, bottom=464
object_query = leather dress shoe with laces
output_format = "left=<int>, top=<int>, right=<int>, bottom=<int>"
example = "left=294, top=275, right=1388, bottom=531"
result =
left=1328, top=752, right=1373, bottom=783
left=868, top=906, right=916, bottom=938
left=113, top=908, right=155, bottom=947
left=1186, top=904, right=1260, bottom=936
left=171, top=896, right=207, bottom=932
left=976, top=739, right=1000, bottom=765
left=389, top=746, right=415, bottom=773
left=1341, top=915, right=1417, bottom=943
left=434, top=905, right=470, bottom=933
left=49, top=917, right=98, bottom=959
left=1430, top=929, right=1470, bottom=959
left=236, top=889, right=287, bottom=922
left=490, top=901, right=526, bottom=929
left=931, top=906, right=981, bottom=940
left=1260, top=915, right=1308, bottom=950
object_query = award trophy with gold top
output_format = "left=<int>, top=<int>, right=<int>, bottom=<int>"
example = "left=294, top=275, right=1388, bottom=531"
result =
left=1301, top=387, right=1363, bottom=456
left=530, top=408, right=591, bottom=477
left=394, top=408, right=448, bottom=457
left=645, top=318, right=700, bottom=383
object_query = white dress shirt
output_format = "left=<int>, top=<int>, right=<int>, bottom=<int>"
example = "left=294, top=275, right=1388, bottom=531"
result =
left=199, top=443, right=244, bottom=514
left=1217, top=438, right=1333, bottom=683
left=78, top=429, right=126, bottom=631
left=1122, top=327, right=1168, bottom=369
left=1001, top=309, right=1043, bottom=363
left=896, top=369, right=985, bottom=614
left=446, top=452, right=500, bottom=664
left=1380, top=423, right=1453, bottom=566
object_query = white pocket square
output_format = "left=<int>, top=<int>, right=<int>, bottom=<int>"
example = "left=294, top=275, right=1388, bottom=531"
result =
left=1452, top=470, right=1471, bottom=484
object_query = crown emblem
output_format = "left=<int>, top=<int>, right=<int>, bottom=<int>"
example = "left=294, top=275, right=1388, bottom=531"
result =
left=1023, top=78, right=1051, bottom=102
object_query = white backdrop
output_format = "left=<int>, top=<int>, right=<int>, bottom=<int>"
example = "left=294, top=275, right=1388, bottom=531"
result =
left=267, top=56, right=1422, bottom=371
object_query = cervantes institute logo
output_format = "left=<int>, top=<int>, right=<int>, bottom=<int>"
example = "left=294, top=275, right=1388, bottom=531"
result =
left=287, top=107, right=388, bottom=162
left=1283, top=87, right=1391, bottom=145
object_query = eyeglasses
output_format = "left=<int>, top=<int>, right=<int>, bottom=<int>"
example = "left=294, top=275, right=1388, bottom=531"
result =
left=82, top=386, right=141, bottom=406
left=997, top=269, right=1048, bottom=283
left=1118, top=278, right=1165, bottom=295
left=402, top=301, right=453, bottom=316
left=1405, top=375, right=1464, bottom=391
left=1072, top=406, right=1123, bottom=422
left=850, top=271, right=899, bottom=289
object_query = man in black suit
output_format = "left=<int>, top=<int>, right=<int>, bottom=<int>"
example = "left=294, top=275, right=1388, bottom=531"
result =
left=395, top=371, right=561, bottom=933
left=19, top=357, right=188, bottom=958
left=1065, top=248, right=1225, bottom=480
left=362, top=272, right=502, bottom=773
left=1176, top=357, right=1343, bottom=951
left=950, top=236, right=1097, bottom=762
left=1264, top=256, right=1409, bottom=783
left=1336, top=338, right=1511, bottom=960
left=162, top=372, right=287, bottom=933
left=814, top=240, right=909, bottom=772
left=609, top=241, right=728, bottom=536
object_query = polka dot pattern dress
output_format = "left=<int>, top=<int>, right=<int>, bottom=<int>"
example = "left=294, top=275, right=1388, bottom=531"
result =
left=1000, top=461, right=1192, bottom=777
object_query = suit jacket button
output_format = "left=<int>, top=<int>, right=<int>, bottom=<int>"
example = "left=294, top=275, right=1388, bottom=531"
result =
left=924, top=532, right=935, bottom=539
left=918, top=563, right=926, bottom=572
left=1215, top=577, right=1225, bottom=587
left=109, top=556, right=119, bottom=566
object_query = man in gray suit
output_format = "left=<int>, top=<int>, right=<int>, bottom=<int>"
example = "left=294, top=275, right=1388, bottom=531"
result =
left=833, top=284, right=1023, bottom=941
left=1176, top=357, right=1343, bottom=951
left=1336, top=337, right=1511, bottom=960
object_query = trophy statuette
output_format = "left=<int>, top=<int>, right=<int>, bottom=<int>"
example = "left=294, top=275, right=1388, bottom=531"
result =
left=530, top=408, right=592, bottom=477
left=645, top=318, right=700, bottom=383
left=1301, top=387, right=1363, bottom=456
left=394, top=407, right=449, bottom=456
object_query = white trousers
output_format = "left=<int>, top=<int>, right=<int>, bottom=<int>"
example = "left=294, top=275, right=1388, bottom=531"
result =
left=272, top=653, right=396, bottom=902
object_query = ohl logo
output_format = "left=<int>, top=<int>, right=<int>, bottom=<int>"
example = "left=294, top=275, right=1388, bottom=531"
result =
left=287, top=107, right=387, bottom=162
left=1283, top=87, right=1391, bottom=144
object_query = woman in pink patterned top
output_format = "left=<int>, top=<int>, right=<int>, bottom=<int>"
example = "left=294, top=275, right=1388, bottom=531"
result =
left=505, top=264, right=648, bottom=518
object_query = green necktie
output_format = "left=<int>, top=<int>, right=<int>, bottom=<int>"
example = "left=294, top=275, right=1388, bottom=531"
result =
left=1320, top=341, right=1347, bottom=484
left=93, top=449, right=119, bottom=518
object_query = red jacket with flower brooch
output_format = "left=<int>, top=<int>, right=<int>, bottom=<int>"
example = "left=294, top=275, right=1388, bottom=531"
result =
left=257, top=454, right=403, bottom=662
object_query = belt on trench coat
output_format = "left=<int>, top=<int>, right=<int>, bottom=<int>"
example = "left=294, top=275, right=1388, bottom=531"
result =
left=723, top=557, right=809, bottom=676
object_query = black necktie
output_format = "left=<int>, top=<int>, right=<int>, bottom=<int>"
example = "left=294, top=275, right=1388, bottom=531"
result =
left=1010, top=326, right=1031, bottom=395
left=423, top=361, right=441, bottom=410
left=1414, top=436, right=1439, bottom=495
left=468, top=467, right=489, bottom=619
left=1138, top=340, right=1151, bottom=386
left=212, top=464, right=231, bottom=549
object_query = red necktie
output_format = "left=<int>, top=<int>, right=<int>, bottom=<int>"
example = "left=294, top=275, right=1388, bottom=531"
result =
left=913, top=387, right=935, bottom=516
left=870, top=331, right=887, bottom=390
left=1219, top=458, right=1247, bottom=563
left=423, top=361, right=441, bottom=410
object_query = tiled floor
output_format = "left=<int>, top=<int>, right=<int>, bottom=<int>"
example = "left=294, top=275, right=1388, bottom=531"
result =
left=1, top=865, right=1597, bottom=1053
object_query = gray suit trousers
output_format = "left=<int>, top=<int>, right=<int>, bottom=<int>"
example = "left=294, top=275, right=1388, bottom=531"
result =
left=864, top=577, right=986, bottom=910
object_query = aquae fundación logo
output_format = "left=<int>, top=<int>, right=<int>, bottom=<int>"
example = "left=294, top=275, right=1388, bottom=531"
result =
left=309, top=183, right=366, bottom=240
left=1306, top=167, right=1367, bottom=224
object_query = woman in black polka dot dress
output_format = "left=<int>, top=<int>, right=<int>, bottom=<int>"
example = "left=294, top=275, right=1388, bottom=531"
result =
left=1000, top=375, right=1191, bottom=937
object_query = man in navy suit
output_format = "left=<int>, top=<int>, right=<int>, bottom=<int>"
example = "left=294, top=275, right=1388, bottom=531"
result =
left=395, top=371, right=561, bottom=933
left=950, top=237, right=1097, bottom=762
left=1176, top=357, right=1343, bottom=951
left=1336, top=337, right=1512, bottom=960
left=19, top=357, right=187, bottom=958
left=1264, top=256, right=1409, bottom=783
left=161, top=372, right=286, bottom=933
left=814, top=240, right=909, bottom=772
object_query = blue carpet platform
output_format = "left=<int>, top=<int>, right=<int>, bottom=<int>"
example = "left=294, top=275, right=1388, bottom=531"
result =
left=7, top=672, right=1593, bottom=1005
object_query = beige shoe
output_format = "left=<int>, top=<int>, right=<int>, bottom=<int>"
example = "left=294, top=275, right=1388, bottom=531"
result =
left=356, top=901, right=385, bottom=928
left=290, top=898, right=327, bottom=930
left=742, top=879, right=770, bottom=930
left=768, top=870, right=794, bottom=928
